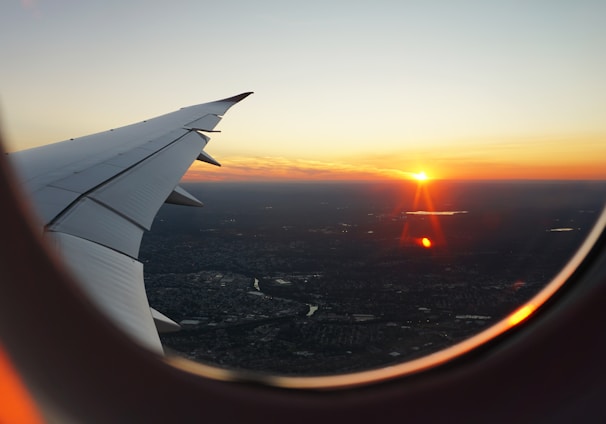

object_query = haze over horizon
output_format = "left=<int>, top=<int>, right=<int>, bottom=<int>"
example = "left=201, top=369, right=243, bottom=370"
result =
left=2, top=1, right=605, bottom=181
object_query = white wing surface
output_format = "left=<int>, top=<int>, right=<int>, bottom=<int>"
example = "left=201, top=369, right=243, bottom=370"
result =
left=8, top=93, right=252, bottom=353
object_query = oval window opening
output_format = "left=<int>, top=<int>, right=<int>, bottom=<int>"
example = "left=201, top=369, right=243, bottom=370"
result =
left=3, top=1, right=606, bottom=391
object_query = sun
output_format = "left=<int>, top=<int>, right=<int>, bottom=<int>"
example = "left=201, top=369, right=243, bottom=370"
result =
left=413, top=171, right=428, bottom=182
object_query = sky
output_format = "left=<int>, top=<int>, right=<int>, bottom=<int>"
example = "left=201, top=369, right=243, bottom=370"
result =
left=1, top=0, right=605, bottom=181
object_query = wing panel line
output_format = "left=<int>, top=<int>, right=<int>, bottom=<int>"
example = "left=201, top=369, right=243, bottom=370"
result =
left=44, top=129, right=197, bottom=229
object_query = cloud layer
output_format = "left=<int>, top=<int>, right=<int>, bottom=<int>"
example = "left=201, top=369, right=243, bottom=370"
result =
left=184, top=156, right=413, bottom=182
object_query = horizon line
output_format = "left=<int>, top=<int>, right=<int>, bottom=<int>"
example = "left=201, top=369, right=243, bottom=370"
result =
left=181, top=177, right=606, bottom=184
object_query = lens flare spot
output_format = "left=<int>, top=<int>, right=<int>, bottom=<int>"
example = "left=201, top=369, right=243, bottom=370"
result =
left=421, top=237, right=432, bottom=248
left=508, top=304, right=535, bottom=326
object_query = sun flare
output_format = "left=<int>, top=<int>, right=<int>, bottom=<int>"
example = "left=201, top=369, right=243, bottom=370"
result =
left=413, top=171, right=428, bottom=182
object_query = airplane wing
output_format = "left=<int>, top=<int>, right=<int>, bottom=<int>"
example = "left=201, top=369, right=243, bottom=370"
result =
left=7, top=92, right=252, bottom=353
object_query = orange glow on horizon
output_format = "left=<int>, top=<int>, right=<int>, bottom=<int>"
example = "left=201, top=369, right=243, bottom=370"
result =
left=183, top=148, right=606, bottom=183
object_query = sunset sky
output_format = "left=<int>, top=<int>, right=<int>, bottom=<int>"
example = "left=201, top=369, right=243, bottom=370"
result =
left=1, top=1, right=605, bottom=181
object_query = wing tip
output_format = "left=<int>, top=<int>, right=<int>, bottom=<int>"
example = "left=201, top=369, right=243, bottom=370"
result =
left=218, top=92, right=254, bottom=104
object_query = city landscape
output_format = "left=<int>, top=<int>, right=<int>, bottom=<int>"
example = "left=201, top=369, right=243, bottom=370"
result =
left=140, top=180, right=605, bottom=375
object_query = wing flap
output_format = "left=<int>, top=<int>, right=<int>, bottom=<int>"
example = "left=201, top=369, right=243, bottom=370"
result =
left=89, top=130, right=204, bottom=230
left=46, top=232, right=162, bottom=353
left=28, top=186, right=80, bottom=225
left=50, top=198, right=144, bottom=258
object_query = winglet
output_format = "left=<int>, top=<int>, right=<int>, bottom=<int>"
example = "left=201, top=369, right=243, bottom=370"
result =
left=216, top=92, right=254, bottom=104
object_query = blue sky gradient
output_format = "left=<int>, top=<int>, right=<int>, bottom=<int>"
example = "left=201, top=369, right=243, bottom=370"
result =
left=2, top=1, right=605, bottom=179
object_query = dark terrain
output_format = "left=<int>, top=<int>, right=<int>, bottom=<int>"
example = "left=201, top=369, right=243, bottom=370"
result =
left=141, top=180, right=605, bottom=375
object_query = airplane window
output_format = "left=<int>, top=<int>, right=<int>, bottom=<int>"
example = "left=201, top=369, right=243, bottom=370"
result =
left=2, top=1, right=605, bottom=391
